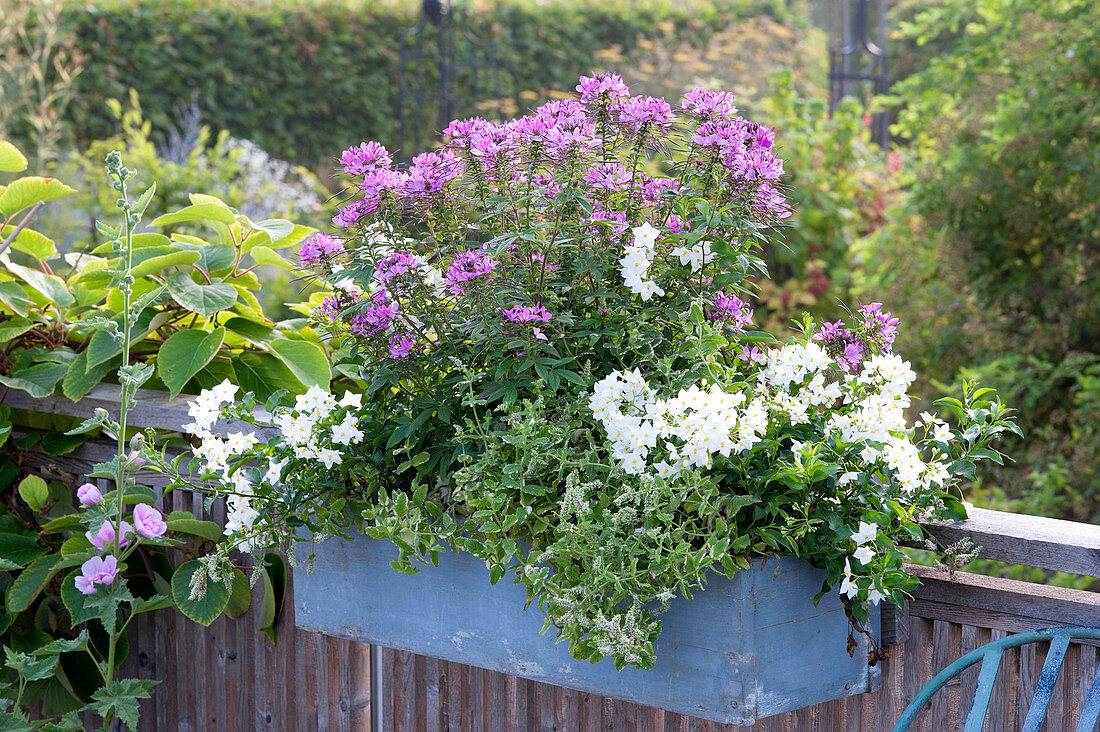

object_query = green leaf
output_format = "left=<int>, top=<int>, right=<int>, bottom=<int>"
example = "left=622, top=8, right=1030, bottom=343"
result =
left=40, top=432, right=86, bottom=455
left=0, top=176, right=76, bottom=217
left=0, top=362, right=67, bottom=398
left=60, top=571, right=97, bottom=624
left=84, top=308, right=156, bottom=371
left=7, top=553, right=61, bottom=612
left=151, top=204, right=236, bottom=226
left=0, top=317, right=35, bottom=342
left=61, top=350, right=118, bottom=402
left=157, top=327, right=225, bottom=398
left=165, top=272, right=238, bottom=317
left=233, top=352, right=304, bottom=401
left=40, top=514, right=82, bottom=534
left=224, top=316, right=274, bottom=346
left=172, top=240, right=235, bottom=273
left=244, top=217, right=295, bottom=243
left=1, top=260, right=74, bottom=306
left=164, top=517, right=224, bottom=542
left=0, top=533, right=46, bottom=568
left=258, top=553, right=286, bottom=644
left=0, top=141, right=28, bottom=172
left=171, top=560, right=230, bottom=625
left=267, top=338, right=330, bottom=388
left=1, top=224, right=56, bottom=259
left=0, top=281, right=34, bottom=316
left=89, top=678, right=156, bottom=732
left=133, top=183, right=156, bottom=216
left=224, top=568, right=251, bottom=619
left=17, top=475, right=49, bottom=510
left=129, top=248, right=201, bottom=278
left=35, top=630, right=89, bottom=655
left=247, top=245, right=295, bottom=270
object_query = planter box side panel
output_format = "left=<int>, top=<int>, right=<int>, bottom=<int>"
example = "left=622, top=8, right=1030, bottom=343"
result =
left=294, top=536, right=877, bottom=724
left=747, top=557, right=882, bottom=719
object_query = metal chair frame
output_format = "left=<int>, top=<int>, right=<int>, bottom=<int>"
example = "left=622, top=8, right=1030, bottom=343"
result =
left=894, top=626, right=1100, bottom=732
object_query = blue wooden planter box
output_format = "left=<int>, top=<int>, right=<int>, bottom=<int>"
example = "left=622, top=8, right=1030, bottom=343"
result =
left=294, top=535, right=880, bottom=725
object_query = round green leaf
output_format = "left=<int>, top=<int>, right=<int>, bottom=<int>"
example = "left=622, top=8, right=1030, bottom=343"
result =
left=17, top=475, right=49, bottom=510
left=164, top=517, right=224, bottom=543
left=156, top=327, right=225, bottom=398
left=165, top=272, right=238, bottom=318
left=171, top=560, right=230, bottom=626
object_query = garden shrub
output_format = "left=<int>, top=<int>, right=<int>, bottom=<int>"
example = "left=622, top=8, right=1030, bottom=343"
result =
left=856, top=0, right=1100, bottom=518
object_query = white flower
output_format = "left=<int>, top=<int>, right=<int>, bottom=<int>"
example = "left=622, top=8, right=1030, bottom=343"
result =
left=932, top=422, right=953, bottom=443
left=210, top=379, right=239, bottom=405
left=226, top=431, right=259, bottom=454
left=631, top=222, right=660, bottom=250
left=264, top=458, right=287, bottom=486
left=853, top=545, right=876, bottom=565
left=295, top=385, right=336, bottom=418
left=867, top=588, right=886, bottom=606
left=329, top=415, right=364, bottom=446
left=838, top=559, right=858, bottom=599
left=837, top=471, right=860, bottom=486
left=318, top=448, right=343, bottom=468
left=339, top=391, right=363, bottom=409
left=673, top=241, right=711, bottom=272
left=851, top=521, right=877, bottom=546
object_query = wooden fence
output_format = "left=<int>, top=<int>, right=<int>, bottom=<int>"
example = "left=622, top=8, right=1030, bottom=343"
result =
left=7, top=385, right=1100, bottom=730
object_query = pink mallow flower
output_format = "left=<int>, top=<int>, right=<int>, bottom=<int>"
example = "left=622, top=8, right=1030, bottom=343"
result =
left=75, top=555, right=118, bottom=595
left=77, top=483, right=102, bottom=506
left=132, top=504, right=167, bottom=539
left=87, top=521, right=131, bottom=551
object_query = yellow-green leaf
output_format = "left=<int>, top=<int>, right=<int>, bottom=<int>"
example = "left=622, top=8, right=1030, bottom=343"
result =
left=152, top=204, right=235, bottom=227
left=0, top=141, right=28, bottom=172
left=0, top=176, right=76, bottom=217
left=17, top=475, right=49, bottom=510
left=248, top=245, right=295, bottom=270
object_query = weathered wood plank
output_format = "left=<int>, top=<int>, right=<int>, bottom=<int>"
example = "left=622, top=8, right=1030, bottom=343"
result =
left=924, top=507, right=1100, bottom=578
left=907, top=564, right=1100, bottom=630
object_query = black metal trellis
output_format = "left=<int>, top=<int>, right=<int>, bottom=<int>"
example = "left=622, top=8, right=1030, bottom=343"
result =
left=827, top=0, right=891, bottom=146
left=396, top=0, right=502, bottom=159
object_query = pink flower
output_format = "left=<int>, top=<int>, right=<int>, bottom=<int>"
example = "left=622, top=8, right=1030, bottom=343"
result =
left=77, top=483, right=102, bottom=506
left=76, top=555, right=118, bottom=595
left=87, top=521, right=131, bottom=551
left=132, top=504, right=167, bottom=539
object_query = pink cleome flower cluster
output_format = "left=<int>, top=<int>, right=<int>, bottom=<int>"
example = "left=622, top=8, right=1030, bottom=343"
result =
left=305, top=72, right=792, bottom=363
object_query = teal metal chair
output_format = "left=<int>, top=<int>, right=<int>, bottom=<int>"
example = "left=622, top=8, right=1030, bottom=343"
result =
left=894, top=626, right=1100, bottom=732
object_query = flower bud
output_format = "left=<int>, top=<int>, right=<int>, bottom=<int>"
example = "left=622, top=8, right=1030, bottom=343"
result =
left=77, top=483, right=102, bottom=507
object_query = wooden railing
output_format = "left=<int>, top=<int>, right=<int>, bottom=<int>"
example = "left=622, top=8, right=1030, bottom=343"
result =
left=5, top=385, right=1100, bottom=731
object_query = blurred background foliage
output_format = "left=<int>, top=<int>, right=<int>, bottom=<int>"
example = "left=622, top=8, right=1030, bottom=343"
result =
left=2, top=0, right=1099, bottom=528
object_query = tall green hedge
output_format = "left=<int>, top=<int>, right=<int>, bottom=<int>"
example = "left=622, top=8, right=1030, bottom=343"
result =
left=64, top=0, right=789, bottom=168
